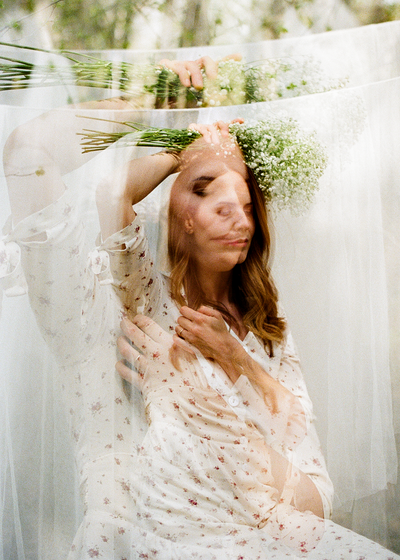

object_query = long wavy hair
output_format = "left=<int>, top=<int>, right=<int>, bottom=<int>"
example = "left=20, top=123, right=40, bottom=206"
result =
left=168, top=164, right=286, bottom=356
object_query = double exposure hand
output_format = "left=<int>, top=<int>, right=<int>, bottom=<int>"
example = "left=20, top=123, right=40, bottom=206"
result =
left=116, top=315, right=198, bottom=392
left=158, top=54, right=242, bottom=90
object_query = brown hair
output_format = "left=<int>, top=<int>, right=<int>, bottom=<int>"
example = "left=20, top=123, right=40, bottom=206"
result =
left=168, top=164, right=286, bottom=355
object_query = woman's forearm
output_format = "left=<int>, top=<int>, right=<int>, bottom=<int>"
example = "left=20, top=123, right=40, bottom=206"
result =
left=96, top=151, right=179, bottom=239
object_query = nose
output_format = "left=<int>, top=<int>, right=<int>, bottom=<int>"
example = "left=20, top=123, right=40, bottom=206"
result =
left=234, top=208, right=252, bottom=231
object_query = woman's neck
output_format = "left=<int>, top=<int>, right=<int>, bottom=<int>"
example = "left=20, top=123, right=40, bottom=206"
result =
left=186, top=266, right=248, bottom=340
left=189, top=267, right=232, bottom=306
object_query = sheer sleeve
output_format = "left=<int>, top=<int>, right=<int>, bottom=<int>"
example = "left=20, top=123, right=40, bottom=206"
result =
left=100, top=213, right=165, bottom=319
left=233, top=330, right=334, bottom=519
left=0, top=188, right=114, bottom=366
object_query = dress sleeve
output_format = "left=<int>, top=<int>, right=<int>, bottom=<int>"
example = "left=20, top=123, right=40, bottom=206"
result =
left=0, top=189, right=118, bottom=366
left=234, top=331, right=334, bottom=519
left=99, top=213, right=163, bottom=318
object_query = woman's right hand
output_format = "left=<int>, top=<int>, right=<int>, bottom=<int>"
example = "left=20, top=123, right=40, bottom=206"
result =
left=159, top=54, right=242, bottom=91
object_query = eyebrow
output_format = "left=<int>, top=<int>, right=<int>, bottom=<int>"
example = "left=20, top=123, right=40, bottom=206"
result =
left=191, top=175, right=216, bottom=184
left=191, top=175, right=216, bottom=196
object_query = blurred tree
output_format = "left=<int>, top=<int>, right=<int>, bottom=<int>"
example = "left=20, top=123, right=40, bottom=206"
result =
left=0, top=0, right=399, bottom=50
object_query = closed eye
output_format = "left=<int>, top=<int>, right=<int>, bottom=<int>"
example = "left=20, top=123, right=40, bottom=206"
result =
left=191, top=176, right=215, bottom=196
left=215, top=204, right=234, bottom=216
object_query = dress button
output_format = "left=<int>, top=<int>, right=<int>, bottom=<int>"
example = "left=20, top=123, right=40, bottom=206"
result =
left=228, top=395, right=240, bottom=407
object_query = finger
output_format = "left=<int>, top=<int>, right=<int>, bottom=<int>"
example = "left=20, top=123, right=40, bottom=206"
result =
left=214, top=120, right=230, bottom=138
left=120, top=317, right=157, bottom=354
left=117, top=335, right=142, bottom=364
left=172, top=335, right=197, bottom=355
left=159, top=59, right=191, bottom=88
left=175, top=323, right=186, bottom=339
left=208, top=124, right=222, bottom=145
left=179, top=305, right=206, bottom=322
left=188, top=123, right=213, bottom=144
left=197, top=305, right=222, bottom=318
left=220, top=53, right=242, bottom=62
left=184, top=60, right=204, bottom=90
left=115, top=359, right=136, bottom=383
left=176, top=316, right=195, bottom=336
left=132, top=314, right=172, bottom=347
left=196, top=55, right=218, bottom=81
left=115, top=359, right=145, bottom=389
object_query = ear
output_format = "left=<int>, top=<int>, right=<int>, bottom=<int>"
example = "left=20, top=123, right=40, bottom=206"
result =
left=184, top=217, right=194, bottom=234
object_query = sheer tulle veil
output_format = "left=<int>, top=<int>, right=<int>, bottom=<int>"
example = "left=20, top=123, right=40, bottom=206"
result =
left=0, top=20, right=399, bottom=559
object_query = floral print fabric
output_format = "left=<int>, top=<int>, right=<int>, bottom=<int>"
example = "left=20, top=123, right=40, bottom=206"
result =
left=1, top=191, right=398, bottom=559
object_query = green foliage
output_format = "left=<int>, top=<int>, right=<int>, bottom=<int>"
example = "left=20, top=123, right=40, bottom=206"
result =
left=52, top=0, right=136, bottom=50
left=0, top=0, right=400, bottom=50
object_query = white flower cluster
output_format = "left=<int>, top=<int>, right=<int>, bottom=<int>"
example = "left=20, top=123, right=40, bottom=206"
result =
left=74, top=57, right=345, bottom=108
left=229, top=118, right=328, bottom=214
left=202, top=59, right=246, bottom=106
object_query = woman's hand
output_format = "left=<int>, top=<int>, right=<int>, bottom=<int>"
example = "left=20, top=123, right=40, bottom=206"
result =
left=187, top=118, right=244, bottom=145
left=159, top=54, right=242, bottom=91
left=116, top=315, right=198, bottom=391
left=174, top=305, right=244, bottom=382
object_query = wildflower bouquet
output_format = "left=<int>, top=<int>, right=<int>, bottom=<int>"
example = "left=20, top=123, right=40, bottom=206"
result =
left=0, top=42, right=345, bottom=108
left=80, top=117, right=327, bottom=214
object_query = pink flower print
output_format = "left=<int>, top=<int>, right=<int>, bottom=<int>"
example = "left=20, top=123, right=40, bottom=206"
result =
left=300, top=542, right=308, bottom=553
left=69, top=245, right=79, bottom=257
left=188, top=498, right=198, bottom=506
left=121, top=481, right=131, bottom=493
left=90, top=401, right=104, bottom=415
left=115, top=397, right=123, bottom=405
left=100, top=535, right=109, bottom=542
left=312, top=457, right=322, bottom=467
left=118, top=527, right=125, bottom=535
left=87, top=547, right=100, bottom=557
left=116, top=433, right=124, bottom=441
left=104, top=497, right=110, bottom=505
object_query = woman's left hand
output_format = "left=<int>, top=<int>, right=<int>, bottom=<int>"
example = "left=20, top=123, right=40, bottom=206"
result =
left=174, top=305, right=243, bottom=381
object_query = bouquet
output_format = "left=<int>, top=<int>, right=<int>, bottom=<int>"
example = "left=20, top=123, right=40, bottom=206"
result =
left=80, top=117, right=327, bottom=215
left=0, top=42, right=346, bottom=108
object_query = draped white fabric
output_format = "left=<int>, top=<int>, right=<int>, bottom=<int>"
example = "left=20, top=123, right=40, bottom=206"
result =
left=0, top=20, right=399, bottom=559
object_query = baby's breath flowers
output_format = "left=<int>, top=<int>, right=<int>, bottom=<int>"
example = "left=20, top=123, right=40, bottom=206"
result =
left=80, top=117, right=327, bottom=215
left=0, top=42, right=346, bottom=108
left=229, top=118, right=328, bottom=214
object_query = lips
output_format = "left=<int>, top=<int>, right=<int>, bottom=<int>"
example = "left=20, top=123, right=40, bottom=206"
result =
left=216, top=237, right=249, bottom=246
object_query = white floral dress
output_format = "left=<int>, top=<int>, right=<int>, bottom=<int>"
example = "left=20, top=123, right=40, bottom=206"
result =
left=1, top=189, right=398, bottom=560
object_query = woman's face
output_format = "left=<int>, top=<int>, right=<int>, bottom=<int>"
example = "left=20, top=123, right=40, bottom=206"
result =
left=183, top=164, right=255, bottom=274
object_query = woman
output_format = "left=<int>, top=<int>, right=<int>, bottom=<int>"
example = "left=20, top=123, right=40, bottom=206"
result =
left=94, top=123, right=397, bottom=558
left=2, top=65, right=398, bottom=558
